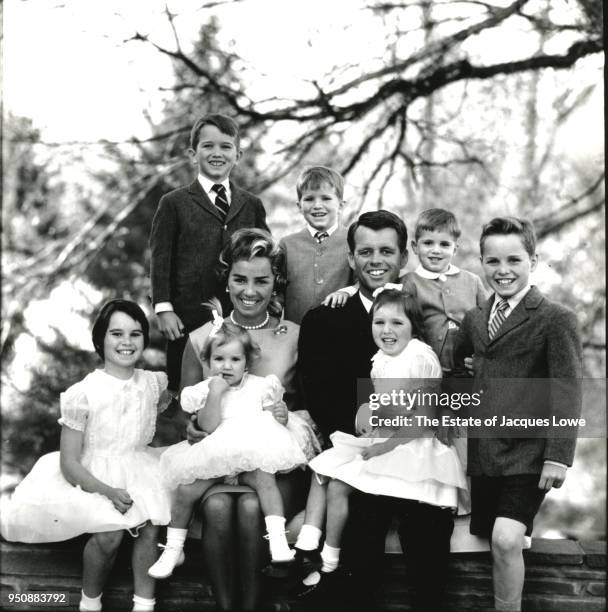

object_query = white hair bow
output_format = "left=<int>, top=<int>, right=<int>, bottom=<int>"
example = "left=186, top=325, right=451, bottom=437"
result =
left=208, top=309, right=224, bottom=338
left=372, top=283, right=404, bottom=299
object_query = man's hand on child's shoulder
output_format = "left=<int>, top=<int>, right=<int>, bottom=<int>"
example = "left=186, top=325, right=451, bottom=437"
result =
left=322, top=290, right=351, bottom=308
left=157, top=311, right=185, bottom=341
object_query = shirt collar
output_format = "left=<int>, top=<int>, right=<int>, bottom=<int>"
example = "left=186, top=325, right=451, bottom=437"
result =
left=198, top=174, right=231, bottom=200
left=415, top=264, right=460, bottom=281
left=358, top=292, right=373, bottom=313
left=306, top=223, right=339, bottom=239
left=491, top=285, right=532, bottom=315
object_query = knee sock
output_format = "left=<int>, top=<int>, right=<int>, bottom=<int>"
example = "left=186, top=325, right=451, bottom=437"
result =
left=132, top=595, right=155, bottom=611
left=295, top=524, right=322, bottom=551
left=79, top=591, right=102, bottom=612
left=320, top=543, right=340, bottom=573
left=494, top=595, right=521, bottom=611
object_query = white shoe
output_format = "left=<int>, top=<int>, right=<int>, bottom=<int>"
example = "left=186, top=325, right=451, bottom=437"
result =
left=147, top=545, right=185, bottom=579
left=265, top=532, right=296, bottom=564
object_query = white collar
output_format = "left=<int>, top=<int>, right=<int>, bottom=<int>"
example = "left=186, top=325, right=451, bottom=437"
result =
left=415, top=264, right=460, bottom=282
left=358, top=292, right=373, bottom=313
left=198, top=174, right=230, bottom=198
left=306, top=223, right=339, bottom=239
left=491, top=285, right=532, bottom=315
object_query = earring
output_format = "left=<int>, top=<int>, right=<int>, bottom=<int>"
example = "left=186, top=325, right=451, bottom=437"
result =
left=226, top=287, right=230, bottom=293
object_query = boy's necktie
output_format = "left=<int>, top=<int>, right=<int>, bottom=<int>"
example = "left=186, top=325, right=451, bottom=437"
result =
left=211, top=184, right=230, bottom=220
left=314, top=231, right=329, bottom=244
left=488, top=298, right=509, bottom=339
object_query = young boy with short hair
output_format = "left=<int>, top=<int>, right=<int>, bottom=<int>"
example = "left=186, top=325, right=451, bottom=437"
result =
left=150, top=113, right=269, bottom=392
left=279, top=166, right=351, bottom=324
left=454, top=217, right=582, bottom=612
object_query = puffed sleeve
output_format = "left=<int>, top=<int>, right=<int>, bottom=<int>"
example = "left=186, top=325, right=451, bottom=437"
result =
left=58, top=383, right=89, bottom=431
left=261, top=374, right=285, bottom=408
left=410, top=344, right=443, bottom=380
left=180, top=380, right=210, bottom=414
left=148, top=371, right=172, bottom=413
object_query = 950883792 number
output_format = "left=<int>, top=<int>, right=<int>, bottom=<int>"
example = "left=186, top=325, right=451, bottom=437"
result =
left=1, top=592, right=70, bottom=606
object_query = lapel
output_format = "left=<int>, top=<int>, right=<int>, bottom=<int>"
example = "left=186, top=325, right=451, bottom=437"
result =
left=473, top=296, right=493, bottom=347
left=225, top=181, right=246, bottom=224
left=188, top=179, right=223, bottom=222
left=489, top=286, right=543, bottom=344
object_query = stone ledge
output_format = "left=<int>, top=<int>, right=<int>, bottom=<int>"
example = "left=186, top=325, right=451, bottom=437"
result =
left=1, top=538, right=605, bottom=611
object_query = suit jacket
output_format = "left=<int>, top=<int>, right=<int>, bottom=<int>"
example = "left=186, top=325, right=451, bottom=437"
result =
left=454, top=286, right=582, bottom=476
left=149, top=179, right=269, bottom=330
left=298, top=293, right=377, bottom=443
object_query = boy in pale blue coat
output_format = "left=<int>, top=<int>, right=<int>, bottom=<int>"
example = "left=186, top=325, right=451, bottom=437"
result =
left=279, top=167, right=351, bottom=324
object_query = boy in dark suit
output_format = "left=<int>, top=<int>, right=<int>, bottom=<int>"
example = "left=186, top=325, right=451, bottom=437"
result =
left=149, top=114, right=269, bottom=392
left=455, top=217, right=582, bottom=612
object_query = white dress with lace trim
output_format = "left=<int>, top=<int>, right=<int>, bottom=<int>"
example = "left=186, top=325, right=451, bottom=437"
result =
left=1, top=369, right=172, bottom=543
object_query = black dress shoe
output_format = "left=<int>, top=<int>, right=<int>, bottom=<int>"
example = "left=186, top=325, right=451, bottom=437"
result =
left=262, top=547, right=321, bottom=579
left=290, top=567, right=343, bottom=600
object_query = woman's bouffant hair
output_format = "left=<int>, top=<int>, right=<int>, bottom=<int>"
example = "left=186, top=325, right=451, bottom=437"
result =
left=201, top=299, right=261, bottom=368
left=370, top=286, right=427, bottom=343
left=91, top=299, right=150, bottom=359
left=217, top=228, right=286, bottom=318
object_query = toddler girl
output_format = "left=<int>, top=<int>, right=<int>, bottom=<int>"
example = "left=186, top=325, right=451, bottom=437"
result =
left=149, top=311, right=306, bottom=579
left=1, top=300, right=172, bottom=612
left=291, top=288, right=469, bottom=592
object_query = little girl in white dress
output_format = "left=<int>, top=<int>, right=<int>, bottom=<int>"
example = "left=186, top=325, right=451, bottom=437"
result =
left=149, top=313, right=306, bottom=579
left=0, top=300, right=172, bottom=612
left=291, top=287, right=469, bottom=592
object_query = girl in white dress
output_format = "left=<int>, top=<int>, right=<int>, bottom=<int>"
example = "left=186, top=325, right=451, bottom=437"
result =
left=291, top=287, right=469, bottom=590
left=0, top=300, right=173, bottom=612
left=149, top=312, right=306, bottom=579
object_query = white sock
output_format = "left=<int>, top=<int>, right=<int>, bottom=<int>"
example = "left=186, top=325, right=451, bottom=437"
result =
left=132, top=595, right=156, bottom=612
left=320, top=543, right=340, bottom=573
left=295, top=524, right=322, bottom=551
left=494, top=595, right=521, bottom=611
left=264, top=515, right=286, bottom=534
left=79, top=590, right=102, bottom=612
left=165, top=526, right=187, bottom=549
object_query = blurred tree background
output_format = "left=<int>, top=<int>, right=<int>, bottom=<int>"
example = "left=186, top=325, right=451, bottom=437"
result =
left=2, top=0, right=604, bottom=539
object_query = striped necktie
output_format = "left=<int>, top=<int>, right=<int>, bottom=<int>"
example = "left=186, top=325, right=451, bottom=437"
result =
left=488, top=298, right=509, bottom=339
left=211, top=184, right=230, bottom=220
left=314, top=231, right=329, bottom=244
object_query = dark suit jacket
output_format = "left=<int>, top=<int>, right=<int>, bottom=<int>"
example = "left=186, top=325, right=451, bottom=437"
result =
left=454, top=286, right=582, bottom=476
left=298, top=293, right=377, bottom=443
left=149, top=179, right=269, bottom=330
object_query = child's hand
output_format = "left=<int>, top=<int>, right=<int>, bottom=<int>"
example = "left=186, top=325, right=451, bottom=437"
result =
left=355, top=402, right=373, bottom=436
left=361, top=441, right=391, bottom=460
left=157, top=311, right=185, bottom=341
left=267, top=400, right=288, bottom=425
left=208, top=376, right=230, bottom=393
left=107, top=488, right=133, bottom=514
left=322, top=290, right=350, bottom=308
left=464, top=357, right=474, bottom=375
left=538, top=462, right=567, bottom=491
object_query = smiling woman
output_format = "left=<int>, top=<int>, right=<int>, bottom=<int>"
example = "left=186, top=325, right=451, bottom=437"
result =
left=178, top=228, right=319, bottom=612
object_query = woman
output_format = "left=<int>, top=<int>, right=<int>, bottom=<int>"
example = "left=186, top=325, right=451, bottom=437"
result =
left=180, top=228, right=319, bottom=612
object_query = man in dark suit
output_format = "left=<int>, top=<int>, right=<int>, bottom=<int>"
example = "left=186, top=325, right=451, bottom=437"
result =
left=454, top=217, right=582, bottom=612
left=297, top=210, right=455, bottom=612
left=149, top=114, right=268, bottom=392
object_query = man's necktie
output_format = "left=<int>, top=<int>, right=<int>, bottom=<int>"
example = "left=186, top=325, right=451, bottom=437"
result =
left=314, top=231, right=329, bottom=244
left=211, top=184, right=230, bottom=220
left=488, top=298, right=509, bottom=339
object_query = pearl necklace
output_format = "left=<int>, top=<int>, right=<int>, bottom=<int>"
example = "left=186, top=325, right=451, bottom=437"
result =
left=230, top=310, right=270, bottom=330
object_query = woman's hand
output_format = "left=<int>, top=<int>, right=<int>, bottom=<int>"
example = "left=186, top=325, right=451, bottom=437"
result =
left=268, top=400, right=288, bottom=425
left=186, top=414, right=208, bottom=445
left=106, top=488, right=133, bottom=514
left=322, top=290, right=351, bottom=308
